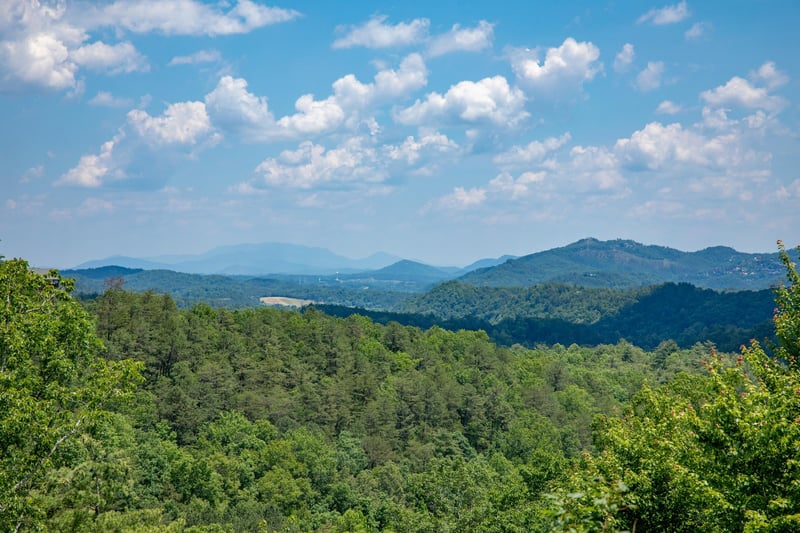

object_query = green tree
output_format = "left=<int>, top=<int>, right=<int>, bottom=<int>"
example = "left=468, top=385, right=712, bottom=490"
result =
left=547, top=242, right=800, bottom=531
left=0, top=259, right=142, bottom=531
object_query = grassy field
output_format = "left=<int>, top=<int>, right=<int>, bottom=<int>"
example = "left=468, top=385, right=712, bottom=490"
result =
left=259, top=296, right=316, bottom=308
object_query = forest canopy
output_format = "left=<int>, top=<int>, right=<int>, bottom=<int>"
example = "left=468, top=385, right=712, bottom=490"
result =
left=0, top=242, right=798, bottom=531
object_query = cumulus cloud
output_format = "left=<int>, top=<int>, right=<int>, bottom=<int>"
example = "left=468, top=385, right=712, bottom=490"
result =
left=0, top=31, right=79, bottom=90
left=395, top=75, right=528, bottom=126
left=0, top=0, right=296, bottom=91
left=615, top=121, right=769, bottom=174
left=128, top=101, right=215, bottom=145
left=59, top=100, right=220, bottom=188
left=493, top=133, right=572, bottom=166
left=58, top=134, right=123, bottom=187
left=684, top=21, right=710, bottom=40
left=332, top=53, right=427, bottom=109
left=435, top=187, right=487, bottom=210
left=613, top=43, right=635, bottom=73
left=656, top=100, right=682, bottom=114
left=510, top=38, right=602, bottom=93
left=427, top=21, right=494, bottom=57
left=637, top=1, right=690, bottom=25
left=239, top=130, right=458, bottom=193
left=254, top=138, right=382, bottom=189
left=89, top=91, right=134, bottom=108
left=71, top=41, right=149, bottom=74
left=332, top=15, right=429, bottom=49
left=82, top=0, right=300, bottom=36
left=168, top=49, right=222, bottom=66
left=276, top=95, right=345, bottom=136
left=750, top=61, right=789, bottom=89
left=205, top=54, right=427, bottom=141
left=565, top=145, right=626, bottom=191
left=204, top=75, right=277, bottom=139
left=635, top=61, right=664, bottom=92
left=700, top=68, right=787, bottom=112
left=385, top=130, right=459, bottom=165
left=488, top=171, right=545, bottom=199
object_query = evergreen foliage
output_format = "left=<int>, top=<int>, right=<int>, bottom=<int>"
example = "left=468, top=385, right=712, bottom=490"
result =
left=1, top=241, right=797, bottom=531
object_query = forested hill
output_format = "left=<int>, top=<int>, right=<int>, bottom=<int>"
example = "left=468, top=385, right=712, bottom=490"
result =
left=320, top=281, right=775, bottom=352
left=458, top=238, right=794, bottom=289
left=4, top=243, right=800, bottom=531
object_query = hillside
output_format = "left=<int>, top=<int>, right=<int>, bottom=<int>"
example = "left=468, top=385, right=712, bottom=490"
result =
left=325, top=281, right=775, bottom=352
left=63, top=268, right=409, bottom=309
left=458, top=238, right=793, bottom=289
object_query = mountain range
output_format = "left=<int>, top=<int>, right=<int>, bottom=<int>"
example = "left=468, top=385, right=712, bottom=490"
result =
left=75, top=242, right=402, bottom=275
left=71, top=238, right=795, bottom=291
left=459, top=238, right=794, bottom=290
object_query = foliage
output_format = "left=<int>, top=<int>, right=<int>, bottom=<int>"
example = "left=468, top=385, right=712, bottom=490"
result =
left=326, top=281, right=774, bottom=352
left=0, top=258, right=142, bottom=531
left=546, top=242, right=800, bottom=531
left=3, top=241, right=796, bottom=531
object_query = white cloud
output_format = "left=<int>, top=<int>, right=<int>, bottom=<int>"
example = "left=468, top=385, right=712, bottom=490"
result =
left=613, top=43, right=635, bottom=73
left=385, top=130, right=459, bottom=165
left=58, top=134, right=122, bottom=187
left=750, top=61, right=789, bottom=90
left=205, top=75, right=276, bottom=139
left=60, top=99, right=220, bottom=188
left=71, top=41, right=149, bottom=74
left=656, top=100, right=682, bottom=114
left=615, top=121, right=769, bottom=174
left=128, top=101, right=215, bottom=145
left=0, top=32, right=78, bottom=90
left=488, top=171, right=546, bottom=199
left=493, top=133, right=572, bottom=166
left=635, top=61, right=664, bottom=92
left=700, top=74, right=786, bottom=112
left=168, top=49, right=221, bottom=66
left=83, top=0, right=300, bottom=36
left=241, top=129, right=458, bottom=193
left=427, top=21, right=494, bottom=58
left=0, top=0, right=86, bottom=90
left=511, top=38, right=602, bottom=93
left=332, top=15, right=429, bottom=49
left=276, top=95, right=345, bottom=135
left=700, top=106, right=734, bottom=130
left=395, top=75, right=528, bottom=126
left=637, top=1, right=690, bottom=25
left=567, top=145, right=625, bottom=190
left=684, top=22, right=710, bottom=40
left=436, top=187, right=487, bottom=210
left=205, top=54, right=427, bottom=141
left=255, top=138, right=383, bottom=189
left=0, top=0, right=273, bottom=91
left=89, top=91, right=134, bottom=108
left=332, top=53, right=427, bottom=108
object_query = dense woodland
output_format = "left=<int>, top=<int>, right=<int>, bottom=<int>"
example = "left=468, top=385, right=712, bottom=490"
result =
left=2, top=243, right=799, bottom=531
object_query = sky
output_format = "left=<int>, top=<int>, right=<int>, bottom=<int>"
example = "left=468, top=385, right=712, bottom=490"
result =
left=1, top=0, right=799, bottom=268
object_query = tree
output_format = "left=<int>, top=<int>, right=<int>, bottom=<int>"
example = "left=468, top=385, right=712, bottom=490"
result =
left=0, top=258, right=142, bottom=531
left=546, top=242, right=800, bottom=531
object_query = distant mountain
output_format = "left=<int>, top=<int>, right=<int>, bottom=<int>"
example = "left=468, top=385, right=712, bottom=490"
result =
left=74, top=242, right=401, bottom=276
left=330, top=259, right=457, bottom=292
left=458, top=238, right=793, bottom=290
left=76, top=256, right=171, bottom=270
left=458, top=255, right=518, bottom=275
left=64, top=265, right=144, bottom=280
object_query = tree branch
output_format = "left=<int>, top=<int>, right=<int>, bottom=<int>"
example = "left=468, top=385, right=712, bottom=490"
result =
left=12, top=416, right=85, bottom=494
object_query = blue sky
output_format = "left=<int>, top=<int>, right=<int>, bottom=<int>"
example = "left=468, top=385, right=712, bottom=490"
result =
left=1, top=0, right=799, bottom=268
